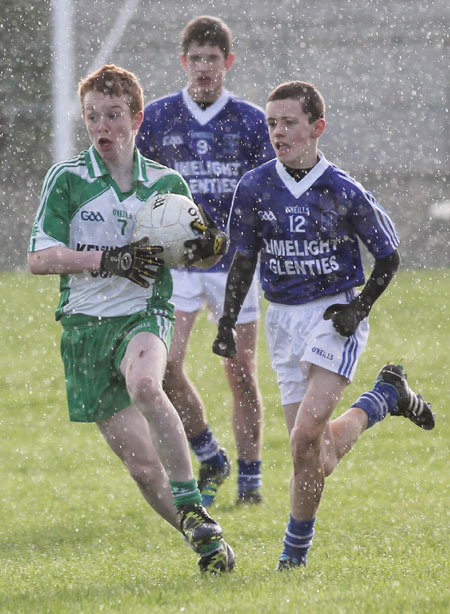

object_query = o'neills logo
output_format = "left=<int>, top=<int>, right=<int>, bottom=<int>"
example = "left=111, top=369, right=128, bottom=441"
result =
left=312, top=347, right=333, bottom=360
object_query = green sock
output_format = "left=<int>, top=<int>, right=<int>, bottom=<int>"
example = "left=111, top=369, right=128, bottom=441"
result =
left=170, top=479, right=202, bottom=509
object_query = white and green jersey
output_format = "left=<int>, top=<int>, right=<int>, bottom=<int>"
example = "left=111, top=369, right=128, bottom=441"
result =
left=29, top=146, right=191, bottom=320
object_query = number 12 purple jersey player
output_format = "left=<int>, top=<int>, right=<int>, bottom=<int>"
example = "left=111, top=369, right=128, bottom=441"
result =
left=213, top=80, right=434, bottom=571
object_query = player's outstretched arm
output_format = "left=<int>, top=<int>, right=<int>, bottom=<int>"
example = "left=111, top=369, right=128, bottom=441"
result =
left=323, top=249, right=400, bottom=337
left=212, top=251, right=258, bottom=358
left=28, top=241, right=164, bottom=288
left=28, top=245, right=103, bottom=275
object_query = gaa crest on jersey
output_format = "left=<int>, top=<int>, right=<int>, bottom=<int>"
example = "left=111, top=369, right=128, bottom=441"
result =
left=320, top=210, right=339, bottom=235
left=257, top=210, right=277, bottom=222
left=81, top=210, right=105, bottom=222
left=162, top=134, right=184, bottom=146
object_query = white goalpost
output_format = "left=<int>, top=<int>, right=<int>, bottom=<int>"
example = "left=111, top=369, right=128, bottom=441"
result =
left=51, top=0, right=75, bottom=161
left=51, top=0, right=141, bottom=161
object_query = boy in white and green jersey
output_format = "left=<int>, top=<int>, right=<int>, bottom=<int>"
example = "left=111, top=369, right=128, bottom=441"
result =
left=30, top=145, right=184, bottom=321
left=27, top=64, right=234, bottom=575
left=30, top=146, right=185, bottom=324
left=30, top=145, right=187, bottom=423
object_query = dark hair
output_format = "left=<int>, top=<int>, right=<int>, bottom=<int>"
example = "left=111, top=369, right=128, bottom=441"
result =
left=267, top=81, right=325, bottom=123
left=181, top=15, right=232, bottom=57
left=78, top=64, right=144, bottom=116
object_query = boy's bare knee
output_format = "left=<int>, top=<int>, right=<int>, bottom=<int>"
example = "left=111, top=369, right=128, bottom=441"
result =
left=290, top=424, right=321, bottom=467
left=129, top=374, right=162, bottom=407
left=127, top=460, right=163, bottom=487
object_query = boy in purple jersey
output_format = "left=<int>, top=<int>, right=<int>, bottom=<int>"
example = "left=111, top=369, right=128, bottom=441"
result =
left=213, top=81, right=435, bottom=570
left=138, top=16, right=274, bottom=506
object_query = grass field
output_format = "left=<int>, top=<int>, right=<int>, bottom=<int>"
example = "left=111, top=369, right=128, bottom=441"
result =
left=0, top=269, right=449, bottom=614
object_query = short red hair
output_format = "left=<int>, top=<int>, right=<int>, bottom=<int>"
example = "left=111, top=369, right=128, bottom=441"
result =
left=78, top=64, right=144, bottom=116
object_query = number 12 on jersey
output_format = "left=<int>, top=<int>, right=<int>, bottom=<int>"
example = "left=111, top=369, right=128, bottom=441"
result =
left=289, top=215, right=306, bottom=232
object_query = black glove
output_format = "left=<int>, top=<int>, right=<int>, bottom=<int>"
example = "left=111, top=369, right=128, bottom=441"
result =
left=184, top=205, right=229, bottom=265
left=212, top=316, right=237, bottom=358
left=100, top=239, right=164, bottom=288
left=323, top=296, right=370, bottom=337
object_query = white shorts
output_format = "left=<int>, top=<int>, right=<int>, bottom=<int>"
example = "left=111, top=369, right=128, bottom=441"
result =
left=265, top=291, right=369, bottom=406
left=171, top=269, right=260, bottom=325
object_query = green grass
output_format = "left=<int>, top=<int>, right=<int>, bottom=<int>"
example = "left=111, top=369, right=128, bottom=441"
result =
left=0, top=269, right=449, bottom=614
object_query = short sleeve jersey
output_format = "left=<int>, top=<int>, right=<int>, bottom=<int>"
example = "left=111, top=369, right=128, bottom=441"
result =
left=29, top=146, right=191, bottom=319
left=228, top=152, right=400, bottom=305
left=137, top=88, right=274, bottom=271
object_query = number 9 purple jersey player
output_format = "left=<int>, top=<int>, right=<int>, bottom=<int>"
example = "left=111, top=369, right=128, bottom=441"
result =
left=138, top=16, right=275, bottom=507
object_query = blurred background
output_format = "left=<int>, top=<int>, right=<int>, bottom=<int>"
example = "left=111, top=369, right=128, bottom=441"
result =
left=1, top=0, right=449, bottom=270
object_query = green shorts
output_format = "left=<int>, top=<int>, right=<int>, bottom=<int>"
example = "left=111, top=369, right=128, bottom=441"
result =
left=60, top=308, right=175, bottom=423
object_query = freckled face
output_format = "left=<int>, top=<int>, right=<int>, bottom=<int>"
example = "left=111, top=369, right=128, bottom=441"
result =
left=82, top=91, right=143, bottom=162
left=266, top=98, right=325, bottom=168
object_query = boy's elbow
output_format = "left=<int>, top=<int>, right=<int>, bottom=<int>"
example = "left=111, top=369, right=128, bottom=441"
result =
left=27, top=252, right=47, bottom=275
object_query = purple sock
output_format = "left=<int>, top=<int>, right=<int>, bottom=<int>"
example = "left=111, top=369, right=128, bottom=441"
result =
left=189, top=426, right=224, bottom=466
left=238, top=459, right=262, bottom=495
left=281, top=515, right=315, bottom=562
left=352, top=381, right=399, bottom=428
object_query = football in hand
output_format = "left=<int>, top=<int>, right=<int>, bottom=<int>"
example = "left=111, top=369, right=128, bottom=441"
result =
left=133, top=193, right=204, bottom=268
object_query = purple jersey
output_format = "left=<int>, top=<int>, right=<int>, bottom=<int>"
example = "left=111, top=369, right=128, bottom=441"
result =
left=229, top=153, right=400, bottom=305
left=137, top=88, right=274, bottom=271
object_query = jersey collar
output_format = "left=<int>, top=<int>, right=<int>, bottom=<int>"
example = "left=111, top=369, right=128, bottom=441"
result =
left=275, top=151, right=330, bottom=198
left=182, top=87, right=231, bottom=126
left=86, top=145, right=108, bottom=178
left=134, top=147, right=148, bottom=183
left=86, top=145, right=148, bottom=184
